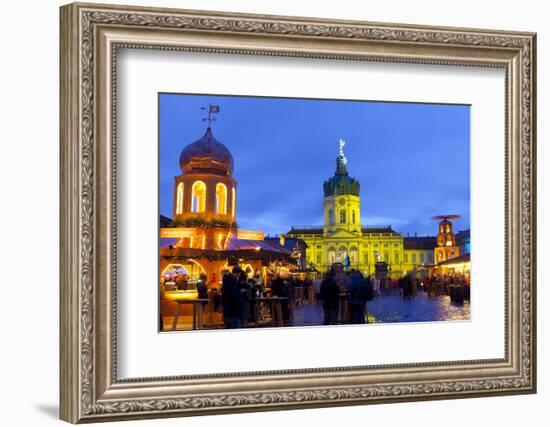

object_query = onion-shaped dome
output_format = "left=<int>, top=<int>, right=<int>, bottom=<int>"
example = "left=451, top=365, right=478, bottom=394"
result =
left=179, top=127, right=234, bottom=176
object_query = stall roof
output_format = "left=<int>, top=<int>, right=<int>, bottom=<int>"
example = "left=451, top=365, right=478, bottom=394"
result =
left=159, top=236, right=291, bottom=255
left=404, top=236, right=437, bottom=250
left=437, top=253, right=470, bottom=266
left=226, top=237, right=291, bottom=254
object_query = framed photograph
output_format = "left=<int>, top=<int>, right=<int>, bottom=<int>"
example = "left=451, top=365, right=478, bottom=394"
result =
left=60, top=2, right=537, bottom=423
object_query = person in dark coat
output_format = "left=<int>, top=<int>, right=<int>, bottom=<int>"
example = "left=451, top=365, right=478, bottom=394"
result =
left=270, top=275, right=290, bottom=323
left=348, top=271, right=373, bottom=324
left=196, top=273, right=209, bottom=320
left=221, top=267, right=242, bottom=328
left=196, top=273, right=208, bottom=300
left=238, top=271, right=252, bottom=327
left=271, top=276, right=285, bottom=297
left=405, top=275, right=413, bottom=300
left=249, top=278, right=259, bottom=322
left=320, top=271, right=340, bottom=325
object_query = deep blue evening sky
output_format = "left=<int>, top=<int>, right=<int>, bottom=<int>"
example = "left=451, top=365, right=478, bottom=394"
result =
left=159, top=93, right=470, bottom=237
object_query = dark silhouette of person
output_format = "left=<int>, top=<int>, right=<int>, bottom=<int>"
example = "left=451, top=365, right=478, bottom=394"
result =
left=221, top=267, right=242, bottom=328
left=238, top=271, right=251, bottom=327
left=320, top=271, right=340, bottom=325
left=348, top=271, right=373, bottom=324
left=196, top=273, right=208, bottom=300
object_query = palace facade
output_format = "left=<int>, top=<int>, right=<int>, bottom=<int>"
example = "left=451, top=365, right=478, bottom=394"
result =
left=285, top=142, right=440, bottom=278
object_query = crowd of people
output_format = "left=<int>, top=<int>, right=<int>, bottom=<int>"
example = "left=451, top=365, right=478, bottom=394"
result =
left=217, top=266, right=377, bottom=329
left=424, top=272, right=470, bottom=297
left=219, top=266, right=320, bottom=329
left=162, top=265, right=470, bottom=330
left=317, top=268, right=374, bottom=325
left=218, top=266, right=378, bottom=328
left=219, top=266, right=264, bottom=329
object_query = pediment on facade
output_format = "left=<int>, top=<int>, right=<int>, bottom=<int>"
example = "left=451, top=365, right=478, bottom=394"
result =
left=326, top=229, right=361, bottom=239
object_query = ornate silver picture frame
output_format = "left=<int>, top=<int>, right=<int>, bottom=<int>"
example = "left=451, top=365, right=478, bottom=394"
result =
left=60, top=2, right=536, bottom=423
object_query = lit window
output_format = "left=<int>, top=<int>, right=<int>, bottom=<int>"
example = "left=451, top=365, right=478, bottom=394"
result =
left=328, top=248, right=336, bottom=264
left=215, top=183, right=228, bottom=214
left=191, top=181, right=206, bottom=213
left=328, top=209, right=334, bottom=225
left=412, top=254, right=417, bottom=264
left=394, top=253, right=399, bottom=264
left=176, top=182, right=184, bottom=214
left=352, top=211, right=356, bottom=224
left=340, top=210, right=346, bottom=224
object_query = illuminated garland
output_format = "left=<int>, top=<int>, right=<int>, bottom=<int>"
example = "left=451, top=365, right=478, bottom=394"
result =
left=169, top=216, right=238, bottom=229
left=160, top=248, right=292, bottom=263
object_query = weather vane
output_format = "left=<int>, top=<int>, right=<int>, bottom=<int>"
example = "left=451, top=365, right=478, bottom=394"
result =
left=338, top=138, right=348, bottom=165
left=201, top=104, right=220, bottom=127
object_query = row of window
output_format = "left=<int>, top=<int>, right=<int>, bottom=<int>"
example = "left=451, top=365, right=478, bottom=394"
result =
left=175, top=181, right=235, bottom=216
left=307, top=251, right=434, bottom=265
left=311, top=242, right=401, bottom=248
left=327, top=209, right=357, bottom=225
left=403, top=252, right=434, bottom=264
left=363, top=243, right=400, bottom=248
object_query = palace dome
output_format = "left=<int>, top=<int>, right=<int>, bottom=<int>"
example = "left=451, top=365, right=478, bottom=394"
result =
left=179, top=127, right=234, bottom=176
left=323, top=153, right=360, bottom=197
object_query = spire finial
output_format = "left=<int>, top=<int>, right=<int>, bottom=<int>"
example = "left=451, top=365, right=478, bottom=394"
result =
left=200, top=104, right=220, bottom=128
left=338, top=138, right=348, bottom=165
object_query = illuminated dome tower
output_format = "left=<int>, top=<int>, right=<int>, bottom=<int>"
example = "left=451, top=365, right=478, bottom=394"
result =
left=172, top=105, right=237, bottom=249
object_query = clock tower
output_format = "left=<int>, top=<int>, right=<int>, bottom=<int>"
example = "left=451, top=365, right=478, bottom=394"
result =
left=323, top=139, right=361, bottom=235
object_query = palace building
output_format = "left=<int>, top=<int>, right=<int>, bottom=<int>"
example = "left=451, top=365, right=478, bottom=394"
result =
left=285, top=140, right=407, bottom=278
left=284, top=140, right=459, bottom=278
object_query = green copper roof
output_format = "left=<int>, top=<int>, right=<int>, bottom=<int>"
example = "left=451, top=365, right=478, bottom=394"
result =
left=323, top=154, right=360, bottom=197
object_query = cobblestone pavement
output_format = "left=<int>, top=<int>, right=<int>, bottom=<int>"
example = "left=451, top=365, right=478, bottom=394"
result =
left=290, top=288, right=470, bottom=327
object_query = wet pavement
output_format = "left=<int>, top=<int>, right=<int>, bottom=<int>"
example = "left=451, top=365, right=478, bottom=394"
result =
left=290, top=288, right=470, bottom=327
left=164, top=288, right=470, bottom=331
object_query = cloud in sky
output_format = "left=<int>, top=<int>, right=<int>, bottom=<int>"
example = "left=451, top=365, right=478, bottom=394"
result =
left=159, top=94, right=470, bottom=236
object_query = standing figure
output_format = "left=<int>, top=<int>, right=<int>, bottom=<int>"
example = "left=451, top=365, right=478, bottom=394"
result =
left=196, top=273, right=208, bottom=299
left=237, top=271, right=251, bottom=327
left=348, top=271, right=373, bottom=324
left=221, top=267, right=242, bottom=328
left=320, top=271, right=340, bottom=325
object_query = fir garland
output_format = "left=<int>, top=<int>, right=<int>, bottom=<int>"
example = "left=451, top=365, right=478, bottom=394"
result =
left=169, top=216, right=238, bottom=229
